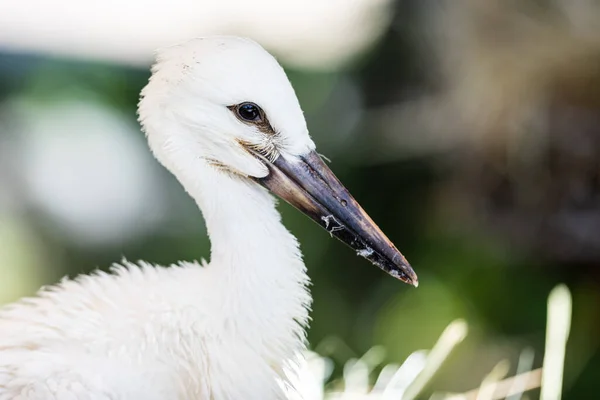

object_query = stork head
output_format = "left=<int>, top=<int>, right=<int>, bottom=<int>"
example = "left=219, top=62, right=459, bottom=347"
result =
left=138, top=36, right=417, bottom=286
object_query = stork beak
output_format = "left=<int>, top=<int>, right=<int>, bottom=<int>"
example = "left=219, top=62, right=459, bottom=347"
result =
left=255, top=150, right=418, bottom=286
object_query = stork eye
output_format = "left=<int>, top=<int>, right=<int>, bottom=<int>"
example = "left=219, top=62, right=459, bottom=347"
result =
left=236, top=103, right=262, bottom=122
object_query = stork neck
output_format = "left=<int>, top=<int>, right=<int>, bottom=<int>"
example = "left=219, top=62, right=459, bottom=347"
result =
left=182, top=168, right=310, bottom=395
left=193, top=169, right=309, bottom=300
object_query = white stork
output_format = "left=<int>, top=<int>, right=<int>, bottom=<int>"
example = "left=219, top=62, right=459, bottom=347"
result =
left=0, top=36, right=417, bottom=400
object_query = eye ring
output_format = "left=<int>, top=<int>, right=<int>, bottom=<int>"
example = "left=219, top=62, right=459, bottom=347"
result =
left=235, top=102, right=263, bottom=122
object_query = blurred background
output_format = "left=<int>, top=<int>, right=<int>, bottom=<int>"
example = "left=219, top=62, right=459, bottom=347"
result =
left=0, top=0, right=599, bottom=398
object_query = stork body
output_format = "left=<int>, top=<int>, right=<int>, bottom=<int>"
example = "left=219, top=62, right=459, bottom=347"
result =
left=0, top=179, right=308, bottom=399
left=0, top=37, right=416, bottom=399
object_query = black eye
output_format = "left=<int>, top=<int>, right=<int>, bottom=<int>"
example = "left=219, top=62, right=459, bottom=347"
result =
left=236, top=103, right=262, bottom=122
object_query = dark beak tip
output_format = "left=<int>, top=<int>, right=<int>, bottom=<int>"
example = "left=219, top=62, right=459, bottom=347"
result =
left=408, top=271, right=419, bottom=288
left=395, top=263, right=419, bottom=287
left=386, top=252, right=418, bottom=287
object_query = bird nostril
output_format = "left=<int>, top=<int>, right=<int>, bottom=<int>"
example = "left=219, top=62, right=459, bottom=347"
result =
left=341, top=199, right=348, bottom=207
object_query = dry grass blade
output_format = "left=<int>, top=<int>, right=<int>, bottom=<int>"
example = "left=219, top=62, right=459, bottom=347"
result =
left=541, top=285, right=572, bottom=400
left=444, top=368, right=542, bottom=400
left=402, top=319, right=468, bottom=400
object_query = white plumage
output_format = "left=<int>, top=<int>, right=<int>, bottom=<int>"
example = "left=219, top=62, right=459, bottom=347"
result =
left=0, top=36, right=416, bottom=399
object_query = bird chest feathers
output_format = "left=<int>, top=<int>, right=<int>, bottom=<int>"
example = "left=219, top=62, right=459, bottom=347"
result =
left=0, top=261, right=309, bottom=400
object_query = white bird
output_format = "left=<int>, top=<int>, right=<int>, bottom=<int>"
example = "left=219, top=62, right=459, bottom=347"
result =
left=0, top=36, right=417, bottom=400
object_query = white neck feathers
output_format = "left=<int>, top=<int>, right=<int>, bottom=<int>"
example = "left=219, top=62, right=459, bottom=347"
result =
left=187, top=165, right=312, bottom=369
